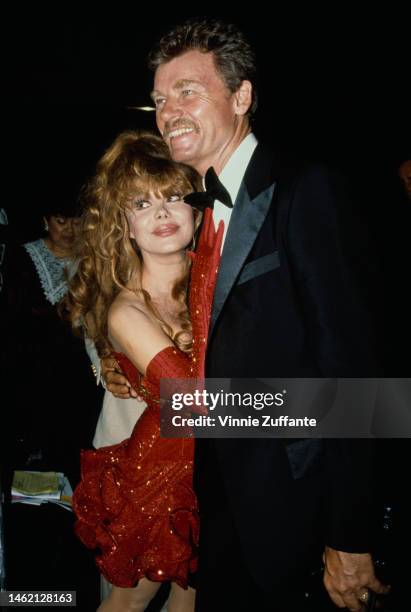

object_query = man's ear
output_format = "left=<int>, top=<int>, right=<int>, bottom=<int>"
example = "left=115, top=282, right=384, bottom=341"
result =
left=233, top=80, right=252, bottom=116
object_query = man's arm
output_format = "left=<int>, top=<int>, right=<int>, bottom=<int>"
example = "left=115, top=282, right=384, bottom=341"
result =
left=101, top=355, right=137, bottom=399
left=84, top=336, right=136, bottom=398
left=286, top=165, right=387, bottom=608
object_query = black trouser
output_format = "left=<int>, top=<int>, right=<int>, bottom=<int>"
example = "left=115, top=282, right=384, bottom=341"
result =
left=195, top=503, right=333, bottom=612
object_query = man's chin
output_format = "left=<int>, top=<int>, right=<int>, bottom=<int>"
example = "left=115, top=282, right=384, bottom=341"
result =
left=167, top=134, right=198, bottom=161
left=168, top=145, right=194, bottom=164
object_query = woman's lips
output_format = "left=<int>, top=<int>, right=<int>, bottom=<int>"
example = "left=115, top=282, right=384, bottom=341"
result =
left=152, top=224, right=179, bottom=237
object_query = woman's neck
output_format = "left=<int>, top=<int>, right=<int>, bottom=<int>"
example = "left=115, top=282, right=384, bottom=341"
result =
left=138, top=252, right=187, bottom=301
left=43, top=237, right=71, bottom=259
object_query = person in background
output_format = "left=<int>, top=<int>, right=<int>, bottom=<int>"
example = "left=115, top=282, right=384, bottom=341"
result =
left=0, top=208, right=9, bottom=298
left=6, top=196, right=102, bottom=486
left=398, top=159, right=411, bottom=201
left=0, top=208, right=11, bottom=370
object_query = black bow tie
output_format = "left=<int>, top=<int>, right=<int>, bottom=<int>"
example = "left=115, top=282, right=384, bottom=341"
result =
left=184, top=167, right=233, bottom=211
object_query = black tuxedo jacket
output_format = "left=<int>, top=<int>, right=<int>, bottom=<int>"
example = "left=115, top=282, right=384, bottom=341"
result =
left=195, top=143, right=378, bottom=587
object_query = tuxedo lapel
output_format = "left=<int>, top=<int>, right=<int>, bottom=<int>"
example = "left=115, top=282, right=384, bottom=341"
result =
left=208, top=143, right=283, bottom=337
left=209, top=179, right=276, bottom=335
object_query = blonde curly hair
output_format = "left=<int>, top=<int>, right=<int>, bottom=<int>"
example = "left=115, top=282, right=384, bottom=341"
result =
left=65, top=130, right=202, bottom=357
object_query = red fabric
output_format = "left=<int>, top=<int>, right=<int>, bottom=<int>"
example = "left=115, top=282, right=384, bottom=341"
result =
left=72, top=215, right=223, bottom=588
left=72, top=348, right=198, bottom=588
left=189, top=208, right=224, bottom=378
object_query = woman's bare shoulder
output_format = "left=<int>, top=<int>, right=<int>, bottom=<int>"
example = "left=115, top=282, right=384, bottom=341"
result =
left=108, top=290, right=149, bottom=328
left=107, top=289, right=173, bottom=372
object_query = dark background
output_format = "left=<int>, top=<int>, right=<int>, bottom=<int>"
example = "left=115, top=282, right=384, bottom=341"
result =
left=2, top=11, right=410, bottom=608
left=3, top=10, right=410, bottom=240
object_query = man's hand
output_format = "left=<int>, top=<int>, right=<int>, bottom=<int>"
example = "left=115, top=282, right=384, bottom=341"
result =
left=101, top=356, right=137, bottom=399
left=323, top=546, right=389, bottom=610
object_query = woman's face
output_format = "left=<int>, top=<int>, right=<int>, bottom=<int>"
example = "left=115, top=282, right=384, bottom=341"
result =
left=46, top=215, right=80, bottom=255
left=126, top=190, right=195, bottom=259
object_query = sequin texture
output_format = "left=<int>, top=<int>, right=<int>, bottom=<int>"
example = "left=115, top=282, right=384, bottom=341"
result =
left=72, top=348, right=199, bottom=589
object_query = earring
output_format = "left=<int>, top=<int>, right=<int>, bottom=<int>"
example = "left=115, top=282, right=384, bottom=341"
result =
left=44, top=218, right=49, bottom=232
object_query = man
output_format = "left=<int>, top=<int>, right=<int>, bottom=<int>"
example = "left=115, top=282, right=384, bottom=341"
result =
left=104, top=19, right=388, bottom=611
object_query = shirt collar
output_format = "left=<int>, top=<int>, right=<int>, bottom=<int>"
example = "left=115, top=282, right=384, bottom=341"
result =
left=202, top=133, right=258, bottom=205
left=219, top=133, right=258, bottom=204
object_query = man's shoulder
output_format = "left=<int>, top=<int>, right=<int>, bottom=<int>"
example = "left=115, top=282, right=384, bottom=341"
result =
left=249, top=141, right=338, bottom=180
left=242, top=141, right=346, bottom=205
left=242, top=143, right=288, bottom=198
left=244, top=142, right=304, bottom=188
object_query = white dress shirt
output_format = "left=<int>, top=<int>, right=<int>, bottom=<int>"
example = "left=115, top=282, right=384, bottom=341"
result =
left=210, top=133, right=258, bottom=248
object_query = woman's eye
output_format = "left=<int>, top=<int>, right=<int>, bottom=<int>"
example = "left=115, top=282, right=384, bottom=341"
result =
left=134, top=200, right=150, bottom=210
left=181, top=89, right=193, bottom=97
left=167, top=194, right=183, bottom=203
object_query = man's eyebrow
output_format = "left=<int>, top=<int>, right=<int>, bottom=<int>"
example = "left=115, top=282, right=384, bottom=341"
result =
left=174, top=79, right=202, bottom=89
left=150, top=79, right=202, bottom=100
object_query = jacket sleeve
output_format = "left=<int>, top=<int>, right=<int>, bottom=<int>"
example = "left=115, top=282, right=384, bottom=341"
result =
left=286, top=164, right=378, bottom=552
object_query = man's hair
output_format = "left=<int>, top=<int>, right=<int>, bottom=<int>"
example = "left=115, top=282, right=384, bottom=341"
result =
left=148, top=18, right=258, bottom=117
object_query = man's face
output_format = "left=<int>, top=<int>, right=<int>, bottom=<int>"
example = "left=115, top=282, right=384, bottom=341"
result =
left=152, top=50, right=247, bottom=176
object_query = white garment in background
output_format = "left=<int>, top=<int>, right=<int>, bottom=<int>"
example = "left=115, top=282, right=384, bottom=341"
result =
left=93, top=392, right=146, bottom=448
left=84, top=337, right=146, bottom=448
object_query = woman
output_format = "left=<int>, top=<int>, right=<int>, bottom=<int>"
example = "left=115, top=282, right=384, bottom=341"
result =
left=6, top=199, right=101, bottom=485
left=66, top=130, right=223, bottom=612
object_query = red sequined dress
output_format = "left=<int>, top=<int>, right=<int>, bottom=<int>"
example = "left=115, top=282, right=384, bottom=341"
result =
left=72, top=209, right=224, bottom=588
